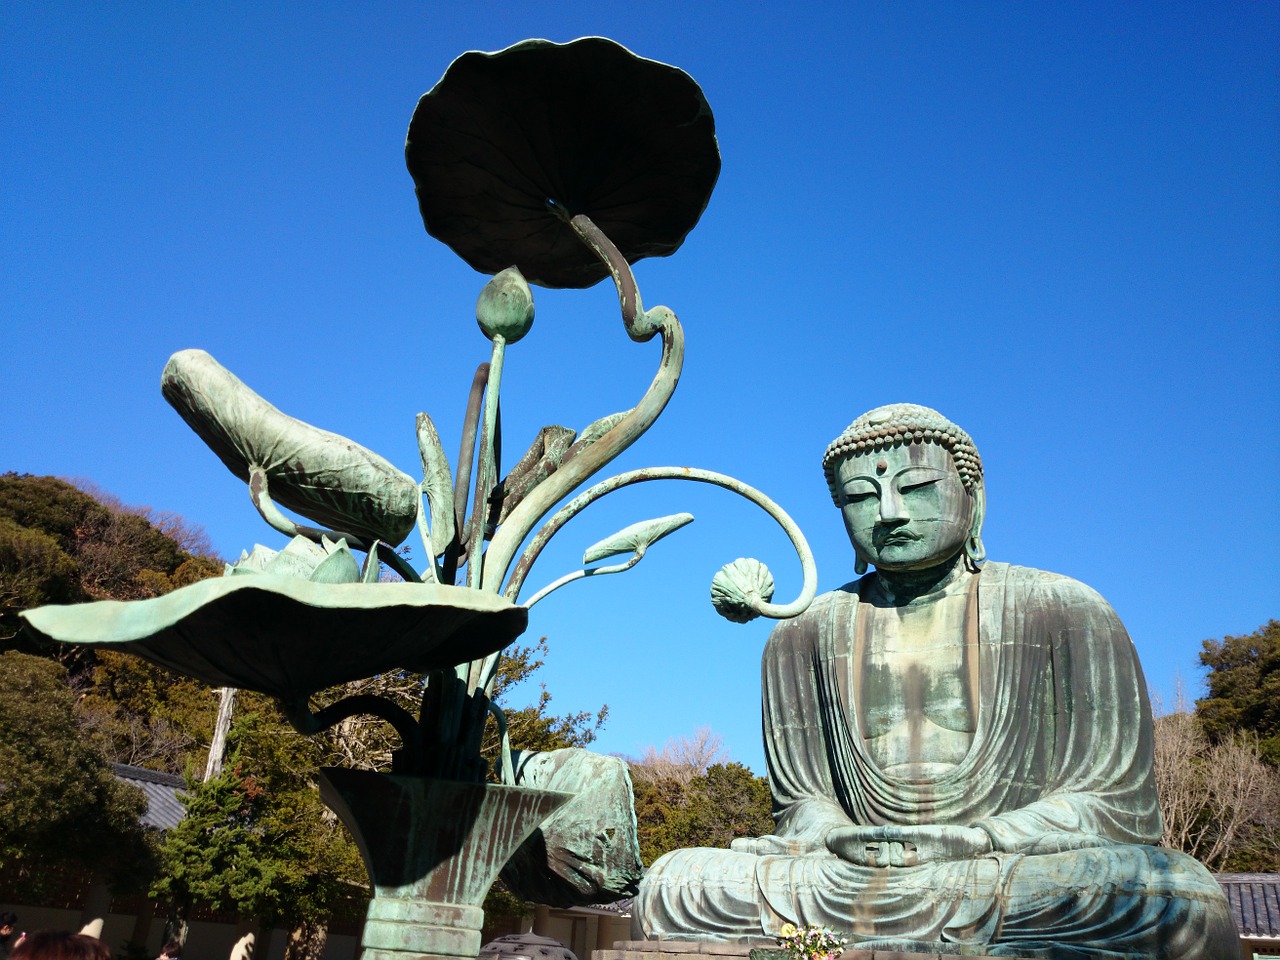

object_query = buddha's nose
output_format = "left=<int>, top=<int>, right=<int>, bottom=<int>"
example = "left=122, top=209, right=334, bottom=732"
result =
left=879, top=489, right=907, bottom=521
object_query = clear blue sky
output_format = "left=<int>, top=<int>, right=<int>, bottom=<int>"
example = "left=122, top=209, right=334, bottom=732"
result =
left=3, top=3, right=1277, bottom=773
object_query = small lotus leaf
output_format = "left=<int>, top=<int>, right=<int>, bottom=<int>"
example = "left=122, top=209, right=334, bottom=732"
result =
left=582, top=512, right=694, bottom=564
left=416, top=412, right=456, bottom=557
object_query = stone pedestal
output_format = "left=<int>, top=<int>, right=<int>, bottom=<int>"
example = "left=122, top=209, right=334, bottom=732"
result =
left=593, top=941, right=1048, bottom=960
left=318, top=769, right=570, bottom=960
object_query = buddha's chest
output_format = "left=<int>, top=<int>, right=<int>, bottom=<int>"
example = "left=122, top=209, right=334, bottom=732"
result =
left=855, top=592, right=978, bottom=775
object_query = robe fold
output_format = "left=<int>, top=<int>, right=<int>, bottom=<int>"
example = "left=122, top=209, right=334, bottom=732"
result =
left=633, top=564, right=1238, bottom=960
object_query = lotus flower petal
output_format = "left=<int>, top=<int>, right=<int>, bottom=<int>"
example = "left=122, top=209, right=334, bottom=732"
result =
left=20, top=579, right=527, bottom=700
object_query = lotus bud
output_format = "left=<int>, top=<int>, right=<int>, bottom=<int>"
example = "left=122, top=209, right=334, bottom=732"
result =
left=476, top=265, right=535, bottom=343
left=710, top=557, right=775, bottom=624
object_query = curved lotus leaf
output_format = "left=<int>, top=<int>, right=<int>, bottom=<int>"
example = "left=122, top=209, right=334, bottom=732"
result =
left=20, top=579, right=527, bottom=700
left=406, top=37, right=720, bottom=289
left=163, top=349, right=420, bottom=546
left=582, top=512, right=694, bottom=564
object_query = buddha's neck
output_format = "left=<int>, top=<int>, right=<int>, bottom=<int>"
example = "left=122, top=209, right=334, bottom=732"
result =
left=872, top=552, right=968, bottom=604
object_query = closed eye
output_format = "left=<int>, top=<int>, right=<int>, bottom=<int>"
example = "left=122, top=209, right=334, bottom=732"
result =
left=899, top=478, right=941, bottom=494
left=843, top=490, right=877, bottom=504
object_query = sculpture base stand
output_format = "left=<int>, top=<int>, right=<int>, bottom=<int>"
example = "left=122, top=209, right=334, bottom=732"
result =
left=595, top=942, right=1050, bottom=960
left=318, top=768, right=571, bottom=960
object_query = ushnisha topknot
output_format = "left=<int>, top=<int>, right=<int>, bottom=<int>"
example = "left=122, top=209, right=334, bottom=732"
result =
left=822, top=403, right=983, bottom=504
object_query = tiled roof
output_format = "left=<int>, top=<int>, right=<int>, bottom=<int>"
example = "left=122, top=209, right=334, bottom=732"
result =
left=112, top=763, right=187, bottom=831
left=1216, top=873, right=1280, bottom=939
left=588, top=896, right=634, bottom=916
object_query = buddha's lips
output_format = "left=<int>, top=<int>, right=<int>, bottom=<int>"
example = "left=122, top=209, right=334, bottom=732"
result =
left=878, top=530, right=921, bottom=546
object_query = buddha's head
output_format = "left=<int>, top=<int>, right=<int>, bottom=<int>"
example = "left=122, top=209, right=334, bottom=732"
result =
left=822, top=403, right=986, bottom=575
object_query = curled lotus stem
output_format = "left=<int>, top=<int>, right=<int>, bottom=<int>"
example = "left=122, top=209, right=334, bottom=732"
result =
left=481, top=215, right=685, bottom=595
left=280, top=694, right=422, bottom=770
left=487, top=699, right=515, bottom=785
left=502, top=467, right=817, bottom=619
left=521, top=553, right=644, bottom=610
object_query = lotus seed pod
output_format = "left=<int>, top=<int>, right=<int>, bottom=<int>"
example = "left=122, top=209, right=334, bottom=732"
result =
left=476, top=265, right=535, bottom=343
left=710, top=557, right=776, bottom=624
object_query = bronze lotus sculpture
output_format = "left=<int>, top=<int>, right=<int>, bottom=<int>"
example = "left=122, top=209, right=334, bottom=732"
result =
left=22, top=37, right=815, bottom=960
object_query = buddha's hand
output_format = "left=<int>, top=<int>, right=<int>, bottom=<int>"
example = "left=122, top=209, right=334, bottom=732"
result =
left=826, top=825, right=994, bottom=866
left=729, top=834, right=827, bottom=857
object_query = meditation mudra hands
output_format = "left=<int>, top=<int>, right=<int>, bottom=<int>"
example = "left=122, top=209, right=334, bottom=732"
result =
left=728, top=824, right=995, bottom=865
left=826, top=825, right=994, bottom=866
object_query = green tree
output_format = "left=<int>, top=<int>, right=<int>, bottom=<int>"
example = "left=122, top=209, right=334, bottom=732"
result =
left=153, top=703, right=367, bottom=960
left=0, top=651, right=156, bottom=898
left=630, top=735, right=774, bottom=865
left=0, top=516, right=83, bottom=642
left=486, top=639, right=608, bottom=758
left=76, top=650, right=221, bottom=774
left=1197, top=619, right=1280, bottom=765
left=0, top=473, right=221, bottom=664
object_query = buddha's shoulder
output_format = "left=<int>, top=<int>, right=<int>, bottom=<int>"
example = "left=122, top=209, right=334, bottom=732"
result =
left=988, top=561, right=1111, bottom=603
left=762, top=585, right=855, bottom=648
left=985, top=562, right=1125, bottom=637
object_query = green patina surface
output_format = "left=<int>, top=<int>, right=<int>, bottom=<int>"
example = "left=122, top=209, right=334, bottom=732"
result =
left=18, top=36, right=823, bottom=960
left=631, top=405, right=1241, bottom=960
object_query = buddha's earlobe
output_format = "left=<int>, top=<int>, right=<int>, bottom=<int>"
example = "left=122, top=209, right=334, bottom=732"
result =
left=855, top=555, right=868, bottom=575
left=965, top=484, right=987, bottom=567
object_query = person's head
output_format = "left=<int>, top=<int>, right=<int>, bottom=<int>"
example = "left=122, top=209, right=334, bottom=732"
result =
left=159, top=941, right=182, bottom=959
left=10, top=932, right=110, bottom=960
left=823, top=403, right=985, bottom=575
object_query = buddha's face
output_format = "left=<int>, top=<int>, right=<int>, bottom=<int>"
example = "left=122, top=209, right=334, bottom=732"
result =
left=835, top=441, right=974, bottom=572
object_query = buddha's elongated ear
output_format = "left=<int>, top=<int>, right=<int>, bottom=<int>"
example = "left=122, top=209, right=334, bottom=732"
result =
left=854, top=554, right=868, bottom=576
left=965, top=483, right=987, bottom=567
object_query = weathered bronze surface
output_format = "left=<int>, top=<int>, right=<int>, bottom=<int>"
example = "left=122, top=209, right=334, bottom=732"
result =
left=633, top=404, right=1239, bottom=959
left=20, top=37, right=818, bottom=960
left=319, top=769, right=572, bottom=959
left=19, top=567, right=527, bottom=700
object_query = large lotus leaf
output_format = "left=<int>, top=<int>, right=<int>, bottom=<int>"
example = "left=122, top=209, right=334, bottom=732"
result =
left=20, top=578, right=526, bottom=700
left=406, top=37, right=720, bottom=289
left=162, top=349, right=420, bottom=546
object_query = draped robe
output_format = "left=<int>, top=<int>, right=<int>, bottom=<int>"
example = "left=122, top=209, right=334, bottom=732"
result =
left=633, top=564, right=1238, bottom=959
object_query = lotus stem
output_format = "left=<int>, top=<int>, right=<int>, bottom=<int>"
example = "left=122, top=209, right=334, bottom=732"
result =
left=521, top=553, right=643, bottom=610
left=480, top=254, right=684, bottom=595
left=248, top=468, right=422, bottom=583
left=486, top=700, right=515, bottom=785
left=413, top=492, right=441, bottom=581
left=466, top=339, right=505, bottom=591
left=280, top=694, right=420, bottom=753
left=503, top=466, right=819, bottom=619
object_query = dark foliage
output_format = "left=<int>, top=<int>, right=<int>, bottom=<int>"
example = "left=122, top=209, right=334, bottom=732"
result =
left=1198, top=619, right=1280, bottom=765
left=0, top=651, right=156, bottom=897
